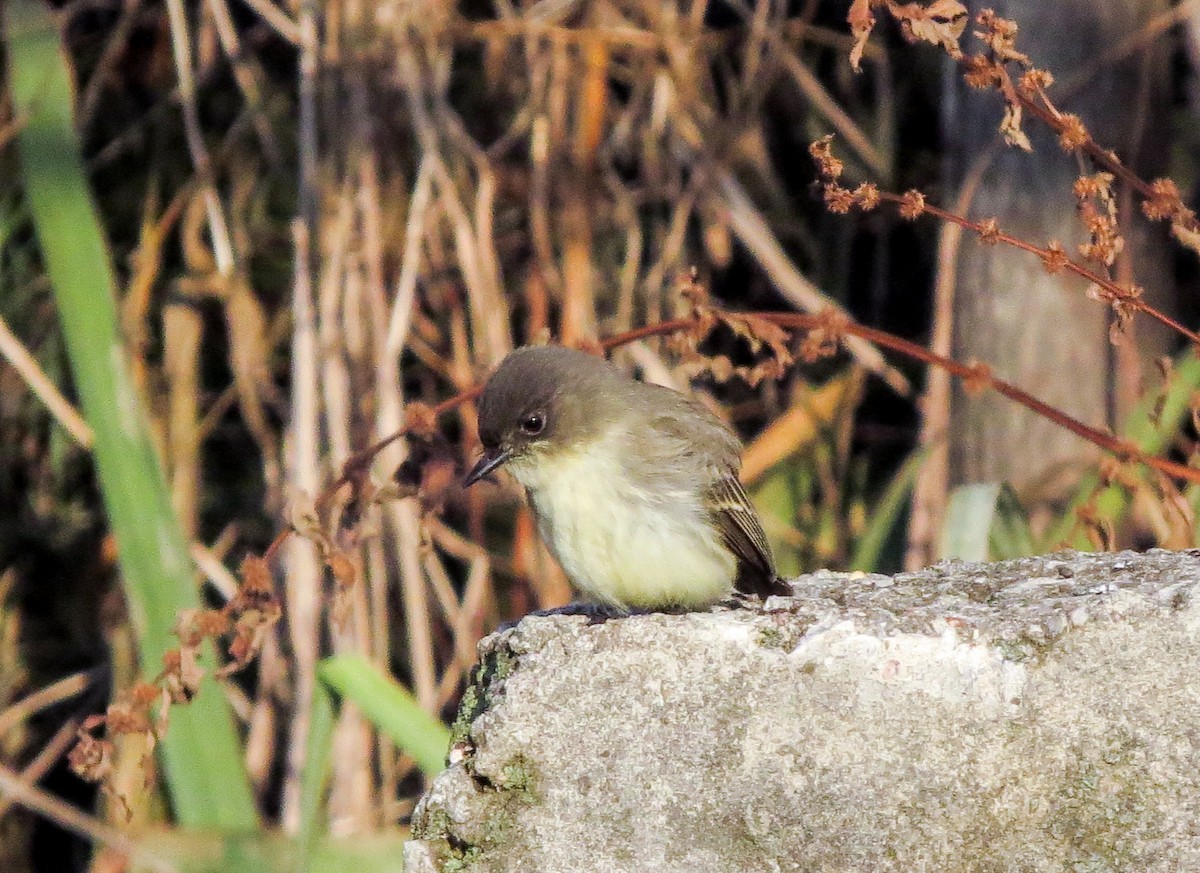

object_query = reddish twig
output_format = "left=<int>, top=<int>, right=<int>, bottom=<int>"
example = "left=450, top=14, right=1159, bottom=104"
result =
left=881, top=194, right=1200, bottom=348
left=808, top=138, right=1200, bottom=351
left=600, top=312, right=1200, bottom=485
left=326, top=309, right=1200, bottom=490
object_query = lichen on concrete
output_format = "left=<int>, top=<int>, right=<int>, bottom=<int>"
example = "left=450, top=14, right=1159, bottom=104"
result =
left=447, top=646, right=519, bottom=748
left=404, top=549, right=1200, bottom=872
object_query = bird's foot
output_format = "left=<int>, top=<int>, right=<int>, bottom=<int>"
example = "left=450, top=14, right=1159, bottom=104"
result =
left=500, top=602, right=628, bottom=631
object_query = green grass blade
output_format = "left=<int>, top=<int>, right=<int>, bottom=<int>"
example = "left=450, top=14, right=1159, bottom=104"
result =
left=1046, top=350, right=1200, bottom=549
left=3, top=0, right=257, bottom=829
left=849, top=448, right=926, bottom=573
left=318, top=655, right=450, bottom=777
left=988, top=485, right=1036, bottom=559
left=294, top=681, right=336, bottom=873
left=751, top=464, right=805, bottom=579
left=939, top=483, right=1000, bottom=562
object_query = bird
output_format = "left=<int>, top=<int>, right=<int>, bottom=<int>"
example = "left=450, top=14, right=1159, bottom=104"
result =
left=464, top=345, right=790, bottom=612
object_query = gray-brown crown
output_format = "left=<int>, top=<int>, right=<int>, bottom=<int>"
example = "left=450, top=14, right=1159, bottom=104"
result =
left=475, top=346, right=626, bottom=456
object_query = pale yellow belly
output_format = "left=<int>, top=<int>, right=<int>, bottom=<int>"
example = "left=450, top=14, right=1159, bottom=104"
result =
left=513, top=446, right=737, bottom=610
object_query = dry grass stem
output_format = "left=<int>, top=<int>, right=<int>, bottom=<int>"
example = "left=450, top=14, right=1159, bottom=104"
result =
left=905, top=147, right=996, bottom=570
left=0, top=670, right=100, bottom=738
left=0, top=314, right=94, bottom=447
left=0, top=763, right=179, bottom=873
left=163, top=0, right=236, bottom=275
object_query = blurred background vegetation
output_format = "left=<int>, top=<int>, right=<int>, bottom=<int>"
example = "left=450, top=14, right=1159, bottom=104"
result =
left=1, top=0, right=1200, bottom=870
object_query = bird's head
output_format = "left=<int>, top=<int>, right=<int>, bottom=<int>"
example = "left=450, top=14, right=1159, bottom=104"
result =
left=464, top=346, right=620, bottom=487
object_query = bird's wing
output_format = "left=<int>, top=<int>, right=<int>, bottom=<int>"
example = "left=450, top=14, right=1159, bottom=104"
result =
left=634, top=387, right=787, bottom=598
left=703, top=469, right=787, bottom=598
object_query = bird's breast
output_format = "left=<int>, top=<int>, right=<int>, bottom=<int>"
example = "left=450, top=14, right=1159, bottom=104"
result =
left=509, top=441, right=737, bottom=609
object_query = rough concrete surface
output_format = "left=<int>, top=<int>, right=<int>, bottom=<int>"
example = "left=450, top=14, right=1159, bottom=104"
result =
left=404, top=549, right=1200, bottom=872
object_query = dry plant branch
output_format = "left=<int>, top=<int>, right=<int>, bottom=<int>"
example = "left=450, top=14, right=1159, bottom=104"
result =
left=163, top=0, right=237, bottom=275
left=280, top=215, right=322, bottom=830
left=780, top=49, right=889, bottom=180
left=0, top=312, right=94, bottom=446
left=0, top=762, right=179, bottom=873
left=851, top=4, right=1200, bottom=253
left=77, top=0, right=143, bottom=131
left=0, top=716, right=82, bottom=820
left=235, top=0, right=300, bottom=44
left=190, top=542, right=242, bottom=600
left=204, top=0, right=282, bottom=163
left=1002, top=68, right=1200, bottom=250
left=454, top=14, right=878, bottom=58
left=0, top=669, right=101, bottom=738
left=163, top=300, right=203, bottom=538
left=275, top=0, right=322, bottom=830
left=398, top=46, right=512, bottom=367
left=809, top=138, right=1200, bottom=349
left=899, top=194, right=1200, bottom=345
left=713, top=168, right=911, bottom=394
left=385, top=159, right=435, bottom=360
left=905, top=145, right=997, bottom=570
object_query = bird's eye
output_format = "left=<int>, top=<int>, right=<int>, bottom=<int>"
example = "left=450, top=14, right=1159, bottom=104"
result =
left=519, top=412, right=546, bottom=436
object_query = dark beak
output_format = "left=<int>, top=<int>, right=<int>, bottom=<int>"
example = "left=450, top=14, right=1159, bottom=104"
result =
left=464, top=447, right=511, bottom=487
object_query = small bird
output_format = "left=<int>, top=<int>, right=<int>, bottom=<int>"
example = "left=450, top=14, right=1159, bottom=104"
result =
left=464, top=345, right=790, bottom=612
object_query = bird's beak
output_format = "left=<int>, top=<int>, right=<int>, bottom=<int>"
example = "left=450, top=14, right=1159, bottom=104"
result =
left=464, top=447, right=512, bottom=487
